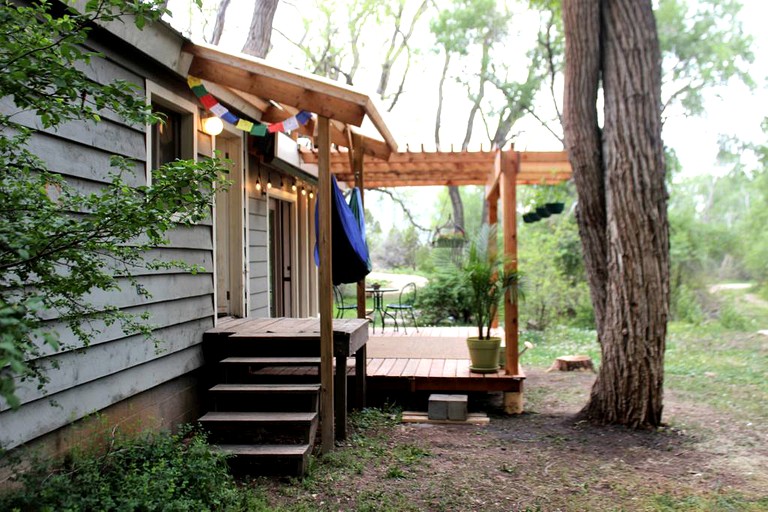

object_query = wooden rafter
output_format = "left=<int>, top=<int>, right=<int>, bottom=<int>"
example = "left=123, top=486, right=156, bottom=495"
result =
left=299, top=148, right=571, bottom=188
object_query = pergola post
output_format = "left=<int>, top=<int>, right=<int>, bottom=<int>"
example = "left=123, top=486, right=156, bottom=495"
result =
left=350, top=132, right=367, bottom=411
left=317, top=116, right=334, bottom=452
left=501, top=149, right=522, bottom=413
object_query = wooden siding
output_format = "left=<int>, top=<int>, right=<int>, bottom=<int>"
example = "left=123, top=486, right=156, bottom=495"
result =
left=248, top=159, right=269, bottom=317
left=0, top=33, right=216, bottom=449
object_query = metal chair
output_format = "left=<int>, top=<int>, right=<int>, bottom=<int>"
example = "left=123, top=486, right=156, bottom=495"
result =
left=385, top=283, right=419, bottom=333
left=333, top=285, right=357, bottom=318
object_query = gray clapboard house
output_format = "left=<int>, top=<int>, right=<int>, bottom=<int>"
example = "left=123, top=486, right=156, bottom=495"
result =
left=0, top=8, right=395, bottom=455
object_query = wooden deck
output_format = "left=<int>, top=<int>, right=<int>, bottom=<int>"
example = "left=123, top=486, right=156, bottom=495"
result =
left=211, top=320, right=524, bottom=396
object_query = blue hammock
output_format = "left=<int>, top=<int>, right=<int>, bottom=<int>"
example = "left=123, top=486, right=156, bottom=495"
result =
left=314, top=175, right=372, bottom=285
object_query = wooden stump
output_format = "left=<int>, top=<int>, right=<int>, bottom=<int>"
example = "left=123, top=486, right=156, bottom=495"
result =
left=546, top=355, right=595, bottom=373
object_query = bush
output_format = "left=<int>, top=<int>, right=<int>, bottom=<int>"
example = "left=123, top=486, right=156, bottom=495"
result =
left=0, top=427, right=262, bottom=511
left=718, top=300, right=750, bottom=331
left=671, top=284, right=705, bottom=325
left=416, top=267, right=471, bottom=326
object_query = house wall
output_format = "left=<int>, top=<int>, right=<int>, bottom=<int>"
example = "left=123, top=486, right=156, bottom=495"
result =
left=248, top=156, right=270, bottom=317
left=0, top=26, right=214, bottom=451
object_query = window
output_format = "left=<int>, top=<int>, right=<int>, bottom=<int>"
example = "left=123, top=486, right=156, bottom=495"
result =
left=145, top=81, right=198, bottom=183
left=151, top=104, right=182, bottom=170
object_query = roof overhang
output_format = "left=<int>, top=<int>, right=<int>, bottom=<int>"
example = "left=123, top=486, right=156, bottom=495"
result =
left=179, top=42, right=397, bottom=160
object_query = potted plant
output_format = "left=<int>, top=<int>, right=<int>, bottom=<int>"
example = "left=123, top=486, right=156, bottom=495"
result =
left=462, top=225, right=522, bottom=373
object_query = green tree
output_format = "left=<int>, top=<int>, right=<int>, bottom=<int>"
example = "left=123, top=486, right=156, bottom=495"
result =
left=0, top=0, right=225, bottom=407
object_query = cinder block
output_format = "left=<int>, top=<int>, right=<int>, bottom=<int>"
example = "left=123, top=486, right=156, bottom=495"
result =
left=428, top=394, right=468, bottom=421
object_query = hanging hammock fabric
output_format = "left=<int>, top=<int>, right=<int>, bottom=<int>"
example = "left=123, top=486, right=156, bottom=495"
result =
left=315, top=175, right=372, bottom=285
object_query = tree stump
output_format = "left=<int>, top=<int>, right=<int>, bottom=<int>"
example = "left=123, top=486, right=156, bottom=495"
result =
left=546, top=355, right=595, bottom=373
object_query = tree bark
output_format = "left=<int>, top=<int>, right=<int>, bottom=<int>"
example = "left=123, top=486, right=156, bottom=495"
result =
left=209, top=0, right=231, bottom=45
left=242, top=0, right=280, bottom=58
left=563, top=0, right=669, bottom=429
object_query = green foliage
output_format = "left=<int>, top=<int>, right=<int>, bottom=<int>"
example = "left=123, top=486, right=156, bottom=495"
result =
left=518, top=193, right=594, bottom=330
left=415, top=264, right=472, bottom=326
left=462, top=224, right=521, bottom=339
left=0, top=427, right=261, bottom=511
left=657, top=0, right=754, bottom=115
left=671, top=285, right=705, bottom=325
left=0, top=0, right=226, bottom=407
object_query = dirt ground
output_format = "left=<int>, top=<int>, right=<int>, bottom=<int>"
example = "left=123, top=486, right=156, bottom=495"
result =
left=257, top=368, right=768, bottom=511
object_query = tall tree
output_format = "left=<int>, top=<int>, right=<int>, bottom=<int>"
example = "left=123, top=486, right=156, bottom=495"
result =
left=242, top=0, right=280, bottom=58
left=562, top=0, right=669, bottom=428
left=209, top=0, right=231, bottom=45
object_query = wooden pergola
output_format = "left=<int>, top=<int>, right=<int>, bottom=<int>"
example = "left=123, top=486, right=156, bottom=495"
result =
left=301, top=146, right=572, bottom=412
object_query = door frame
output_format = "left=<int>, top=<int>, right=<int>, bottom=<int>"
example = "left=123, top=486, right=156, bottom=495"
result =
left=212, top=126, right=247, bottom=318
left=267, top=186, right=298, bottom=317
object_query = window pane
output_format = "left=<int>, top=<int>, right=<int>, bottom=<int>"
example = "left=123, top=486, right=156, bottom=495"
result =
left=151, top=104, right=182, bottom=170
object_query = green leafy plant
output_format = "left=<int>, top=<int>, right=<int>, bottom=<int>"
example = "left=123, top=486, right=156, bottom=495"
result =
left=462, top=224, right=522, bottom=339
left=0, top=0, right=225, bottom=407
left=0, top=427, right=261, bottom=511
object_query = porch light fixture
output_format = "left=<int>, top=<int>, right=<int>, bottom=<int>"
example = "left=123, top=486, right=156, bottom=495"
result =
left=301, top=187, right=307, bottom=196
left=291, top=180, right=297, bottom=192
left=266, top=173, right=272, bottom=189
left=255, top=178, right=262, bottom=192
left=309, top=190, right=314, bottom=199
left=201, top=115, right=223, bottom=136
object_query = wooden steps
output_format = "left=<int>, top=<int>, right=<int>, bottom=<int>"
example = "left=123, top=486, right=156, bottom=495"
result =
left=200, top=411, right=317, bottom=425
left=200, top=341, right=322, bottom=476
left=220, top=357, right=321, bottom=366
left=210, top=383, right=321, bottom=394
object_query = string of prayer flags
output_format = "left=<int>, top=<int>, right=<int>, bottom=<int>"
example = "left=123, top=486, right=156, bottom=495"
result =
left=186, top=75, right=311, bottom=136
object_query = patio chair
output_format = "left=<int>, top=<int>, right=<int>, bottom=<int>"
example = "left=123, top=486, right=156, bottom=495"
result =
left=385, top=282, right=419, bottom=333
left=334, top=285, right=357, bottom=318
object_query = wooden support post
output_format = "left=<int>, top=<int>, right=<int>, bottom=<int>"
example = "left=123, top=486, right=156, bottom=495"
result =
left=487, top=169, right=499, bottom=329
left=317, top=116, right=334, bottom=452
left=350, top=132, right=367, bottom=411
left=501, top=149, right=519, bottom=377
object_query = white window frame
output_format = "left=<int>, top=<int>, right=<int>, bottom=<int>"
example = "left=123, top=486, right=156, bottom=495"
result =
left=145, top=80, right=199, bottom=184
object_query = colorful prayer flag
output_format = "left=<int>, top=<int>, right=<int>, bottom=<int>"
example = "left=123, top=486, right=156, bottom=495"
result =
left=191, top=85, right=207, bottom=98
left=187, top=76, right=203, bottom=88
left=283, top=116, right=300, bottom=131
left=267, top=122, right=283, bottom=133
left=210, top=103, right=228, bottom=117
left=200, top=94, right=217, bottom=109
left=236, top=119, right=254, bottom=132
left=296, top=110, right=311, bottom=124
left=250, top=124, right=268, bottom=136
left=221, top=112, right=238, bottom=124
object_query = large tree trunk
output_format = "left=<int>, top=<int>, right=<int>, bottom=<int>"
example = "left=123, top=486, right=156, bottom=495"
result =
left=563, top=0, right=669, bottom=429
left=242, top=0, right=279, bottom=58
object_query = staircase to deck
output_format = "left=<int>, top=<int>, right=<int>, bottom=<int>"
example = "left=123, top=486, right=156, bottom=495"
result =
left=200, top=329, right=323, bottom=476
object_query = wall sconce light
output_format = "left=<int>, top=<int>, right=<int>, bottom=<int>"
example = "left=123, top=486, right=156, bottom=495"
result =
left=201, top=115, right=224, bottom=136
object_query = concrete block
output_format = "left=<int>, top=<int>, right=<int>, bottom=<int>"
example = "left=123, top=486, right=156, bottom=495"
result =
left=428, top=394, right=468, bottom=421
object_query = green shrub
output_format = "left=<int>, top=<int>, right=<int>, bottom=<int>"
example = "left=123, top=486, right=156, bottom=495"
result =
left=671, top=284, right=705, bottom=324
left=416, top=267, right=472, bottom=326
left=719, top=300, right=750, bottom=330
left=0, top=427, right=261, bottom=511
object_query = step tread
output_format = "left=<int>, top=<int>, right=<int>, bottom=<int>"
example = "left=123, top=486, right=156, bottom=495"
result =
left=199, top=411, right=317, bottom=423
left=220, top=356, right=321, bottom=365
left=215, top=444, right=311, bottom=457
left=210, top=383, right=321, bottom=393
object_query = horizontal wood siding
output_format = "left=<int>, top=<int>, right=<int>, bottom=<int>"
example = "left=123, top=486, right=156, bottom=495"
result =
left=0, top=32, right=216, bottom=449
left=248, top=161, right=269, bottom=317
